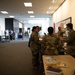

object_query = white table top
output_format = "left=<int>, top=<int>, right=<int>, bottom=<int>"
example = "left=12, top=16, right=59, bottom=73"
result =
left=43, top=55, right=75, bottom=75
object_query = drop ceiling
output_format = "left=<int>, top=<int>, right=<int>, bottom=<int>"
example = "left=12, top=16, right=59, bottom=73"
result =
left=0, top=0, right=65, bottom=23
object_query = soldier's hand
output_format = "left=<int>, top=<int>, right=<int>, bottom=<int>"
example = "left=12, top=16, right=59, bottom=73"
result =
left=59, top=36, right=64, bottom=41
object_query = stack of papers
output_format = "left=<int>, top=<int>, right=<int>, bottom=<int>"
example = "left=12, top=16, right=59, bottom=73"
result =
left=46, top=66, right=63, bottom=75
left=45, top=56, right=57, bottom=66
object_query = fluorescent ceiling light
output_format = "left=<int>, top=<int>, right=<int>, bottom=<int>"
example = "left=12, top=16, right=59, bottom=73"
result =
left=28, top=11, right=34, bottom=14
left=1, top=11, right=8, bottom=14
left=46, top=11, right=52, bottom=14
left=52, top=0, right=57, bottom=3
left=28, top=20, right=44, bottom=24
left=30, top=16, right=34, bottom=17
left=9, top=16, right=15, bottom=18
left=24, top=2, right=32, bottom=7
left=47, top=11, right=50, bottom=14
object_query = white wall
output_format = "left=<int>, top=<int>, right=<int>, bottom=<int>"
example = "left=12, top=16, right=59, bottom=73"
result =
left=42, top=18, right=52, bottom=35
left=24, top=18, right=52, bottom=35
left=0, top=18, right=5, bottom=35
left=53, top=0, right=75, bottom=30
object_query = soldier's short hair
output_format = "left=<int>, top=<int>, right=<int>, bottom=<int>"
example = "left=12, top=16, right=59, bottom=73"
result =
left=66, top=23, right=73, bottom=29
left=48, top=27, right=54, bottom=35
left=32, top=26, right=36, bottom=31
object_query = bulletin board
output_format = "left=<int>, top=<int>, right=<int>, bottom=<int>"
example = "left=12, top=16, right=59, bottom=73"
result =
left=55, top=17, right=72, bottom=33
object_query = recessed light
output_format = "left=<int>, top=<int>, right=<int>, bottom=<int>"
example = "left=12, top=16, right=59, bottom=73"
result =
left=1, top=11, right=8, bottom=14
left=30, top=16, right=34, bottom=17
left=24, top=2, right=32, bottom=7
left=9, top=16, right=15, bottom=18
left=47, top=11, right=49, bottom=14
left=28, top=11, right=34, bottom=14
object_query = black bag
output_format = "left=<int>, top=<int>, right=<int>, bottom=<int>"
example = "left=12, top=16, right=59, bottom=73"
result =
left=28, top=39, right=30, bottom=47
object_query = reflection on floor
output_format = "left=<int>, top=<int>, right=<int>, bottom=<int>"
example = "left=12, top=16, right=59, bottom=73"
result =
left=1, top=36, right=29, bottom=43
left=11, top=39, right=29, bottom=43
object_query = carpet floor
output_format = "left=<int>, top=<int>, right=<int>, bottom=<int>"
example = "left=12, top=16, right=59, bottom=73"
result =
left=0, top=41, right=41, bottom=75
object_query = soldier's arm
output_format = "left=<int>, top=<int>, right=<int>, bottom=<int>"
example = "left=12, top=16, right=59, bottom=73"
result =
left=66, top=32, right=75, bottom=44
left=33, top=33, right=39, bottom=44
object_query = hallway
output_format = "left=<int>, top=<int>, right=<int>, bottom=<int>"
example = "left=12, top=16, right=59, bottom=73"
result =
left=0, top=41, right=39, bottom=75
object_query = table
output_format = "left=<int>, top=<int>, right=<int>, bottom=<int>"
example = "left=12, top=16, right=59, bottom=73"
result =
left=43, top=55, right=75, bottom=75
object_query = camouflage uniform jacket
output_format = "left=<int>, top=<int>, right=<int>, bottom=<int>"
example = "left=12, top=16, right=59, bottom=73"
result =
left=57, top=30, right=64, bottom=51
left=65, top=30, right=75, bottom=55
left=41, top=34, right=58, bottom=55
left=30, top=31, right=40, bottom=54
left=57, top=30, right=64, bottom=37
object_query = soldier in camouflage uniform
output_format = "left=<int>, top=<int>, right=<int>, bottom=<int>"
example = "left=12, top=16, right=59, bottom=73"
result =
left=30, top=26, right=40, bottom=68
left=64, top=23, right=75, bottom=58
left=57, top=27, right=64, bottom=37
left=57, top=27, right=64, bottom=54
left=41, top=27, right=59, bottom=55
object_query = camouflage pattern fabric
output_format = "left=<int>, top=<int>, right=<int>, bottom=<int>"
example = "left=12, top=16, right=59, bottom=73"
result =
left=30, top=31, right=40, bottom=66
left=30, top=31, right=40, bottom=53
left=57, top=30, right=64, bottom=52
left=65, top=30, right=75, bottom=55
left=57, top=30, right=64, bottom=37
left=41, top=34, right=59, bottom=55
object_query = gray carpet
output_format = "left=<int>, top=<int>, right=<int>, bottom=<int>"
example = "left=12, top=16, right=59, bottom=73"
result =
left=0, top=41, right=39, bottom=75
